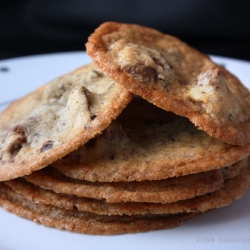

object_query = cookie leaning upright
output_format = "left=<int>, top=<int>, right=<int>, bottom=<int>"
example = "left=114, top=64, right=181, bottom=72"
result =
left=86, top=22, right=250, bottom=146
left=0, top=63, right=132, bottom=181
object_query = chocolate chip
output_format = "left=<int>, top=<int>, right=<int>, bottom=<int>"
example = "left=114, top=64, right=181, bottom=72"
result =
left=152, top=57, right=173, bottom=70
left=12, top=125, right=26, bottom=135
left=9, top=125, right=27, bottom=157
left=41, top=140, right=54, bottom=152
left=130, top=66, right=158, bottom=82
left=90, top=114, right=97, bottom=120
left=9, top=138, right=26, bottom=158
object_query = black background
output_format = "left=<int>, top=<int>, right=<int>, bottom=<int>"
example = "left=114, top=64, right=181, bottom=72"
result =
left=1, top=0, right=250, bottom=61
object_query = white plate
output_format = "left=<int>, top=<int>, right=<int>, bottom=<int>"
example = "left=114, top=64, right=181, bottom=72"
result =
left=0, top=52, right=250, bottom=250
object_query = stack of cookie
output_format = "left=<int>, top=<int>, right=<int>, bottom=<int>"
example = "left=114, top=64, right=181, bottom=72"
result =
left=1, top=22, right=250, bottom=235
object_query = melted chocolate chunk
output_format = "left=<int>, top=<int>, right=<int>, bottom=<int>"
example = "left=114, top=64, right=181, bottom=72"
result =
left=41, top=140, right=54, bottom=152
left=6, top=125, right=27, bottom=161
left=90, top=114, right=97, bottom=120
left=130, top=66, right=158, bottom=82
left=9, top=137, right=26, bottom=158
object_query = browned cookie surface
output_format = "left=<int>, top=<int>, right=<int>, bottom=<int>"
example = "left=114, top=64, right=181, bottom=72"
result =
left=86, top=22, right=250, bottom=146
left=0, top=183, right=194, bottom=235
left=0, top=63, right=132, bottom=181
left=53, top=98, right=250, bottom=182
left=5, top=157, right=249, bottom=216
left=24, top=166, right=224, bottom=203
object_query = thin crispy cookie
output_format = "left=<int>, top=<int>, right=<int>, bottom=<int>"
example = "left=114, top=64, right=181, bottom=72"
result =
left=0, top=184, right=194, bottom=235
left=5, top=158, right=248, bottom=216
left=24, top=166, right=224, bottom=203
left=0, top=63, right=132, bottom=181
left=53, top=98, right=250, bottom=182
left=86, top=22, right=250, bottom=146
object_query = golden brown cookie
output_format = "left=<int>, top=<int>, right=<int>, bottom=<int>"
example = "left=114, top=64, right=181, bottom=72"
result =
left=0, top=63, right=132, bottom=181
left=24, top=166, right=224, bottom=203
left=53, top=97, right=250, bottom=182
left=5, top=157, right=248, bottom=216
left=0, top=183, right=194, bottom=235
left=86, top=22, right=250, bottom=146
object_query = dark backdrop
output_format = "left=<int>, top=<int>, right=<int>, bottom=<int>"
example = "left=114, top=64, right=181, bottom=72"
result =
left=1, top=0, right=250, bottom=60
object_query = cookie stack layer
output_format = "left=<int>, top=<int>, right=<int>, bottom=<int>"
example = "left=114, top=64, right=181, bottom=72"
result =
left=1, top=22, right=250, bottom=235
